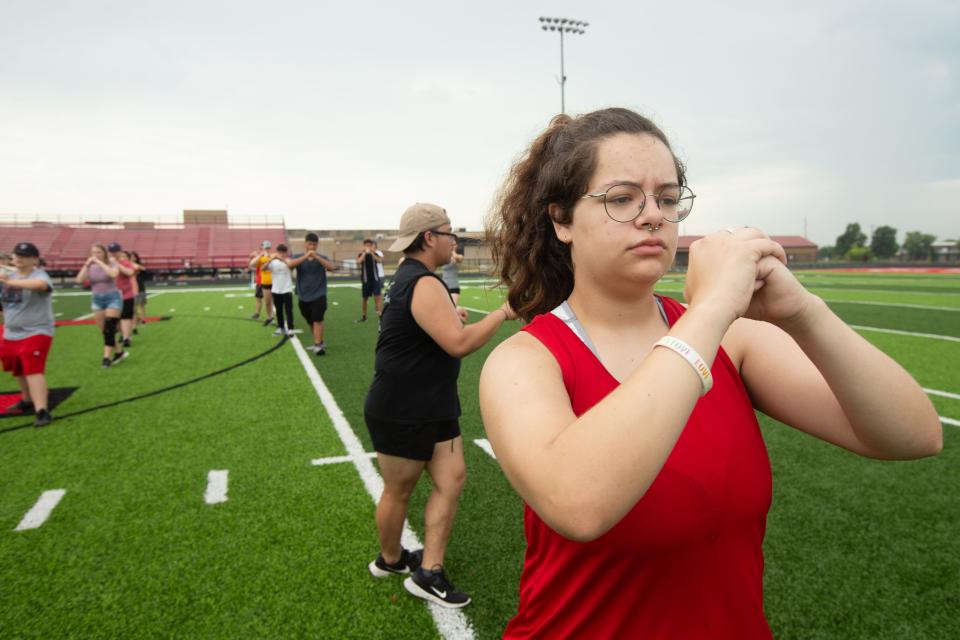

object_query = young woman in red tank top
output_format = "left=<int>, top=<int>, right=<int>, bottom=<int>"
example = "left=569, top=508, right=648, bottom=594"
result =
left=479, top=108, right=942, bottom=639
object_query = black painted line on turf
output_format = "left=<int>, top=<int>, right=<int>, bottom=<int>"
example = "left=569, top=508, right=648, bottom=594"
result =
left=0, top=338, right=289, bottom=435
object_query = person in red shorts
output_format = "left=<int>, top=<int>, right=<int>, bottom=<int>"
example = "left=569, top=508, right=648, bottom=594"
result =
left=479, top=108, right=942, bottom=638
left=0, top=242, right=55, bottom=427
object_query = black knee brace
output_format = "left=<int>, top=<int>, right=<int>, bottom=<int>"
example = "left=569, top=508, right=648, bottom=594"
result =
left=103, top=317, right=119, bottom=347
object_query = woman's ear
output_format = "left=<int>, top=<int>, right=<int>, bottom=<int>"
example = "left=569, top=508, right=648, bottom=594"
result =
left=549, top=203, right=572, bottom=245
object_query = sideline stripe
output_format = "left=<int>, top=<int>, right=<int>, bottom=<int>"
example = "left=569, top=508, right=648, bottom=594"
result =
left=925, top=388, right=960, bottom=401
left=205, top=470, right=229, bottom=504
left=942, top=417, right=960, bottom=427
left=15, top=489, right=66, bottom=531
left=473, top=439, right=496, bottom=459
left=290, top=337, right=475, bottom=639
left=850, top=325, right=960, bottom=343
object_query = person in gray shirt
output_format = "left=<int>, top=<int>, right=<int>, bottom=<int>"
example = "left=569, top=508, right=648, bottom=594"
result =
left=441, top=244, right=464, bottom=305
left=0, top=242, right=55, bottom=426
left=288, top=232, right=339, bottom=355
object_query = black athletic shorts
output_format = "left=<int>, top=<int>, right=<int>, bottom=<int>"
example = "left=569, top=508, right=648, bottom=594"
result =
left=364, top=413, right=461, bottom=461
left=255, top=284, right=264, bottom=299
left=298, top=296, right=327, bottom=324
left=361, top=280, right=382, bottom=298
left=448, top=287, right=461, bottom=294
left=121, top=298, right=135, bottom=320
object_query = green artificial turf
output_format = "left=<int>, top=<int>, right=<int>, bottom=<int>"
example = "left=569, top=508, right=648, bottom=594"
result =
left=0, top=273, right=957, bottom=639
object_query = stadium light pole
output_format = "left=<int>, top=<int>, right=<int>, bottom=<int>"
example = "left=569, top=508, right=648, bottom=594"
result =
left=539, top=16, right=589, bottom=114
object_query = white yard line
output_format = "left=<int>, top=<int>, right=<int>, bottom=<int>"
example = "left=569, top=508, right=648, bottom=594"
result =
left=941, top=417, right=960, bottom=427
left=312, top=452, right=377, bottom=466
left=473, top=439, right=496, bottom=460
left=925, top=388, right=960, bottom=401
left=823, top=300, right=959, bottom=312
left=462, top=306, right=491, bottom=316
left=850, top=325, right=960, bottom=343
left=290, top=336, right=475, bottom=640
left=14, top=489, right=66, bottom=531
left=73, top=312, right=94, bottom=320
left=204, top=470, right=229, bottom=504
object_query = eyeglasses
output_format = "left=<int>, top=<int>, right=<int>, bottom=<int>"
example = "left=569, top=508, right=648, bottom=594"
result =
left=581, top=183, right=696, bottom=223
left=430, top=230, right=459, bottom=243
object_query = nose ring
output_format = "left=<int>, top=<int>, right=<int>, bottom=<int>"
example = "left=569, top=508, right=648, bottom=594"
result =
left=642, top=223, right=662, bottom=231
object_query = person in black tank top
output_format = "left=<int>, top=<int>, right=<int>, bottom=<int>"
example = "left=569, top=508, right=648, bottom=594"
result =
left=364, top=202, right=516, bottom=610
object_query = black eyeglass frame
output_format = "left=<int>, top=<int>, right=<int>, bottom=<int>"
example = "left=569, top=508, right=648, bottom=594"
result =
left=429, top=229, right=460, bottom=243
left=581, top=183, right=696, bottom=223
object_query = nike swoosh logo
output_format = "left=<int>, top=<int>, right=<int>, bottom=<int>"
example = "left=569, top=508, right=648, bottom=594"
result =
left=432, top=588, right=447, bottom=598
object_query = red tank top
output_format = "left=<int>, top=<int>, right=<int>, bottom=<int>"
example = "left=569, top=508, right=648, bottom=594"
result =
left=504, top=296, right=772, bottom=639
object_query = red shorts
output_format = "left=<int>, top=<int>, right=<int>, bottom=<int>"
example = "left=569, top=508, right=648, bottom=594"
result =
left=0, top=334, right=53, bottom=376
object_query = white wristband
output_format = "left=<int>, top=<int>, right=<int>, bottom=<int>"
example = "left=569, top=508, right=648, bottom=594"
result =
left=653, top=336, right=713, bottom=396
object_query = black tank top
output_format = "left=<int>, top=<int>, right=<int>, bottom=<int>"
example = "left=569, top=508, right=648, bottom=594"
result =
left=364, top=258, right=460, bottom=423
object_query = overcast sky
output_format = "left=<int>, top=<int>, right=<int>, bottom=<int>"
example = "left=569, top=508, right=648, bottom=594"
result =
left=1, top=0, right=957, bottom=246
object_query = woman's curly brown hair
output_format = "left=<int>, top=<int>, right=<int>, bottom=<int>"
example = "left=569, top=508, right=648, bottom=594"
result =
left=487, top=108, right=686, bottom=323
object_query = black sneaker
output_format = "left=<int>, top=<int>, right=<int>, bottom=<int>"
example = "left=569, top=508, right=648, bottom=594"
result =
left=112, top=351, right=130, bottom=365
left=102, top=357, right=112, bottom=369
left=353, top=316, right=367, bottom=323
left=368, top=548, right=422, bottom=578
left=263, top=317, right=274, bottom=326
left=123, top=338, right=132, bottom=348
left=133, top=327, right=139, bottom=335
left=33, top=409, right=53, bottom=427
left=403, top=565, right=471, bottom=608
left=10, top=399, right=35, bottom=414
left=315, top=342, right=326, bottom=356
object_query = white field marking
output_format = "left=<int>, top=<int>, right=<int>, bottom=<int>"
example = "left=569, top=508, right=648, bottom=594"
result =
left=941, top=416, right=960, bottom=427
left=54, top=280, right=495, bottom=298
left=332, top=301, right=339, bottom=305
left=168, top=308, right=176, bottom=312
left=850, top=325, right=960, bottom=343
left=53, top=289, right=168, bottom=299
left=54, top=312, right=63, bottom=317
left=73, top=312, right=94, bottom=320
left=925, top=388, right=960, bottom=401
left=311, top=452, right=377, bottom=466
left=806, top=287, right=959, bottom=298
left=824, top=300, right=959, bottom=312
left=290, top=336, right=475, bottom=639
left=204, top=470, right=229, bottom=504
left=237, top=305, right=245, bottom=309
left=203, top=306, right=210, bottom=311
left=651, top=286, right=960, bottom=313
left=473, top=439, right=496, bottom=460
left=15, top=489, right=66, bottom=531
left=462, top=306, right=491, bottom=316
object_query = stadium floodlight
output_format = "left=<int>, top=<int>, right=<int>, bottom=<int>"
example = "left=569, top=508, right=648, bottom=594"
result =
left=538, top=16, right=589, bottom=114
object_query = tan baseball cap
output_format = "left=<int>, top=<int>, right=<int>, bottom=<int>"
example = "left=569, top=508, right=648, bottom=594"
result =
left=388, top=202, right=451, bottom=252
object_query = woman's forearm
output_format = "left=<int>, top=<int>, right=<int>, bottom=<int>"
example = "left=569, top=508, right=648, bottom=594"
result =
left=778, top=297, right=942, bottom=457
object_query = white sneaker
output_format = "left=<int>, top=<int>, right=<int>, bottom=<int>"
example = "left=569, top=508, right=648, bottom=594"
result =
left=286, top=329, right=296, bottom=337
left=271, top=328, right=284, bottom=337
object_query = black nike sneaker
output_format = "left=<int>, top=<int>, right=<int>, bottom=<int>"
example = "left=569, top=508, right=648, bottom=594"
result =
left=368, top=548, right=422, bottom=577
left=403, top=565, right=471, bottom=608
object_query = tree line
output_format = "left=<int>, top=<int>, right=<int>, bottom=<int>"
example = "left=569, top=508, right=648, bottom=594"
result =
left=819, top=224, right=945, bottom=262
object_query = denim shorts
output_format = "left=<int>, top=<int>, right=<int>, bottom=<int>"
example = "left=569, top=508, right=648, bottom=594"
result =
left=91, top=290, right=123, bottom=311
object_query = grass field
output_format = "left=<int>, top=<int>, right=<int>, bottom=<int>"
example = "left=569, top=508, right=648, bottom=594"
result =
left=1, top=270, right=957, bottom=639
